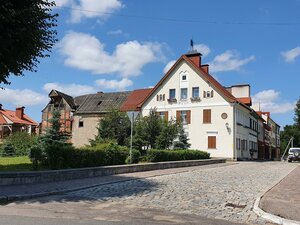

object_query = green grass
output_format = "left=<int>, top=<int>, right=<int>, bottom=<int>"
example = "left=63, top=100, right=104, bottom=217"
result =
left=0, top=156, right=33, bottom=172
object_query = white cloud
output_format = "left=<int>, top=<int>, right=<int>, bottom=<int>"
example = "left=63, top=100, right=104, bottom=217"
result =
left=281, top=47, right=300, bottom=62
left=95, top=78, right=133, bottom=90
left=193, top=44, right=211, bottom=57
left=55, top=0, right=123, bottom=23
left=163, top=60, right=176, bottom=74
left=0, top=88, right=48, bottom=106
left=59, top=31, right=164, bottom=77
left=43, top=82, right=96, bottom=96
left=252, top=89, right=295, bottom=114
left=209, top=50, right=255, bottom=73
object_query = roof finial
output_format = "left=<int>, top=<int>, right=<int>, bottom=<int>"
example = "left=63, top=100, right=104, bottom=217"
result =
left=190, top=39, right=194, bottom=51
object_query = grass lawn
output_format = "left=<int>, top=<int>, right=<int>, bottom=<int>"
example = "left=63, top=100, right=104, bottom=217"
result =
left=0, top=156, right=33, bottom=172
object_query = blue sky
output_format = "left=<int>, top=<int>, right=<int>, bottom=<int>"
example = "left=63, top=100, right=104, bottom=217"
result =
left=1, top=0, right=300, bottom=128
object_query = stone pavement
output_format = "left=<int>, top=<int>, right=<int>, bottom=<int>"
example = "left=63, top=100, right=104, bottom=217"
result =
left=0, top=162, right=230, bottom=202
left=260, top=163, right=300, bottom=222
left=0, top=161, right=296, bottom=225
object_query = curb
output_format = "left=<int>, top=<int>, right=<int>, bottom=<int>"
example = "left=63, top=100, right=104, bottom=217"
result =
left=253, top=196, right=300, bottom=225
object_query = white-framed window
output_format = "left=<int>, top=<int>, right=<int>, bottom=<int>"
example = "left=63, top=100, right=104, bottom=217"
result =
left=192, top=87, right=199, bottom=98
left=180, top=88, right=188, bottom=100
left=182, top=75, right=187, bottom=81
left=180, top=111, right=188, bottom=124
left=203, top=90, right=214, bottom=98
left=169, top=89, right=176, bottom=99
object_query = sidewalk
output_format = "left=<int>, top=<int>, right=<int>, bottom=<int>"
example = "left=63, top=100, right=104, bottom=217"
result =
left=0, top=162, right=232, bottom=204
left=259, top=164, right=300, bottom=222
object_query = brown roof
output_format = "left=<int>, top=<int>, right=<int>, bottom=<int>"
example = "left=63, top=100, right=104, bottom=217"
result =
left=120, top=88, right=153, bottom=111
left=138, top=54, right=237, bottom=108
left=0, top=109, right=38, bottom=126
left=237, top=97, right=252, bottom=105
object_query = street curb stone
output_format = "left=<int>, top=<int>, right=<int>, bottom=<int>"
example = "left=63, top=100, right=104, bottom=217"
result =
left=253, top=192, right=300, bottom=225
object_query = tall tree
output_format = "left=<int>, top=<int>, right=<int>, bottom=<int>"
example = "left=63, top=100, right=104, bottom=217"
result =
left=94, top=109, right=131, bottom=146
left=39, top=109, right=69, bottom=147
left=294, top=99, right=300, bottom=129
left=0, top=0, right=57, bottom=85
left=174, top=125, right=191, bottom=149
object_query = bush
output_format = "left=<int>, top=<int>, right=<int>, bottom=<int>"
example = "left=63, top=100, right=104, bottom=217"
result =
left=2, top=143, right=15, bottom=156
left=147, top=149, right=210, bottom=162
left=43, top=142, right=129, bottom=169
left=126, top=149, right=141, bottom=164
left=29, top=145, right=45, bottom=170
left=3, top=132, right=38, bottom=156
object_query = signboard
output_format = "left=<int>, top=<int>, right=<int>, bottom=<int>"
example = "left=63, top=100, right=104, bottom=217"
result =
left=127, top=111, right=139, bottom=123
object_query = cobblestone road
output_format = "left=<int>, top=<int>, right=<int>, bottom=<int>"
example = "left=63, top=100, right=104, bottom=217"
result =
left=67, top=162, right=297, bottom=224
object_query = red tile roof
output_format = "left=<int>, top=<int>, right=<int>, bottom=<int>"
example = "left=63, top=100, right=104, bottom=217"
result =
left=0, top=109, right=38, bottom=126
left=236, top=97, right=252, bottom=105
left=120, top=88, right=153, bottom=111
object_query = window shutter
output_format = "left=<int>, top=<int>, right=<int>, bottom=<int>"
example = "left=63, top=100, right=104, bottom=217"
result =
left=203, top=91, right=206, bottom=98
left=164, top=111, right=168, bottom=121
left=176, top=111, right=181, bottom=122
left=208, top=109, right=211, bottom=123
left=203, top=109, right=211, bottom=123
left=208, top=136, right=216, bottom=149
left=157, top=95, right=159, bottom=101
left=211, top=90, right=214, bottom=97
left=163, top=94, right=165, bottom=101
left=187, top=110, right=191, bottom=124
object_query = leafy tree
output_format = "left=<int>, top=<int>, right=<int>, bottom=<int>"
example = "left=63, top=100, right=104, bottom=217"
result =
left=280, top=98, right=300, bottom=154
left=93, top=109, right=131, bottom=146
left=39, top=109, right=69, bottom=147
left=0, top=0, right=57, bottom=85
left=145, top=109, right=162, bottom=148
left=155, top=120, right=179, bottom=149
left=174, top=125, right=191, bottom=149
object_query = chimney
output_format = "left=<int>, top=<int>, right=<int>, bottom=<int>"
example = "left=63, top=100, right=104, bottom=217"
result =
left=201, top=64, right=209, bottom=74
left=16, top=106, right=25, bottom=119
left=185, top=51, right=202, bottom=68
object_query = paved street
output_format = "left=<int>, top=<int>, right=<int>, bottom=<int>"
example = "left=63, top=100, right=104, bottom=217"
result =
left=0, top=162, right=297, bottom=225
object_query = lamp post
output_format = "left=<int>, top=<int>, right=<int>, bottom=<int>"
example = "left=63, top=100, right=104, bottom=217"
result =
left=127, top=111, right=139, bottom=164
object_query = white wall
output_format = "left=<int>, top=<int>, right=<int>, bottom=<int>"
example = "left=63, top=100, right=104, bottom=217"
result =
left=142, top=60, right=235, bottom=158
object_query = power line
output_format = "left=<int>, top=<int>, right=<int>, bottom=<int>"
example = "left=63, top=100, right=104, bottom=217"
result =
left=55, top=5, right=300, bottom=26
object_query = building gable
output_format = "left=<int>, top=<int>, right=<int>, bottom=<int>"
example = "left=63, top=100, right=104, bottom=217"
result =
left=141, top=54, right=236, bottom=110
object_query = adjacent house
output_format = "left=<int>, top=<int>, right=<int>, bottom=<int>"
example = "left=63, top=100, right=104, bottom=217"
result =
left=0, top=104, right=38, bottom=141
left=41, top=50, right=280, bottom=160
left=42, top=90, right=131, bottom=147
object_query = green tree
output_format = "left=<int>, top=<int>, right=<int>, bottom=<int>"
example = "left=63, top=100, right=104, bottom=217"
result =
left=155, top=120, right=179, bottom=149
left=39, top=109, right=69, bottom=147
left=174, top=125, right=191, bottom=149
left=93, top=109, right=131, bottom=146
left=294, top=99, right=300, bottom=129
left=0, top=0, right=57, bottom=85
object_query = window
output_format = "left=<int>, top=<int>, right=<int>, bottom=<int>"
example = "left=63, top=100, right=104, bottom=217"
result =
left=158, top=111, right=168, bottom=121
left=236, top=138, right=241, bottom=150
left=169, top=89, right=176, bottom=99
left=192, top=87, right=199, bottom=98
left=176, top=110, right=191, bottom=124
left=180, top=88, right=188, bottom=100
left=203, top=109, right=211, bottom=123
left=203, top=90, right=214, bottom=98
left=182, top=75, right=187, bottom=81
left=208, top=136, right=216, bottom=149
left=79, top=121, right=84, bottom=128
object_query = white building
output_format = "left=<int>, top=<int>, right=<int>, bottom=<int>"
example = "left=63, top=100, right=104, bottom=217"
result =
left=139, top=51, right=260, bottom=160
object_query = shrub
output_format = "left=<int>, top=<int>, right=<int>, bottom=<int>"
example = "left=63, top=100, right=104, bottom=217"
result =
left=29, top=145, right=44, bottom=170
left=2, top=143, right=16, bottom=156
left=147, top=149, right=210, bottom=162
left=3, top=132, right=38, bottom=156
left=126, top=149, right=141, bottom=164
left=43, top=142, right=129, bottom=169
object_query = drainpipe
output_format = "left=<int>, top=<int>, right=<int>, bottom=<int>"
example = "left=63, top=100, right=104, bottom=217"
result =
left=233, top=103, right=237, bottom=160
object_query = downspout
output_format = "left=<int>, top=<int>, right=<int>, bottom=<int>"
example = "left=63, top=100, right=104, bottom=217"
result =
left=233, top=102, right=237, bottom=160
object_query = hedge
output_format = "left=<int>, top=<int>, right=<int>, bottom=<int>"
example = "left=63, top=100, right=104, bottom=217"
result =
left=147, top=149, right=210, bottom=162
left=39, top=142, right=129, bottom=169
